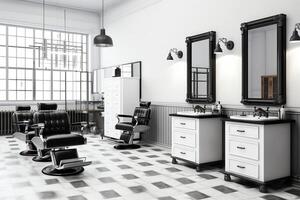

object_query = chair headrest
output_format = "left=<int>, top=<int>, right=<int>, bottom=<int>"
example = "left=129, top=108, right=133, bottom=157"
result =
left=140, top=101, right=151, bottom=108
left=37, top=103, right=58, bottom=111
left=16, top=105, right=31, bottom=111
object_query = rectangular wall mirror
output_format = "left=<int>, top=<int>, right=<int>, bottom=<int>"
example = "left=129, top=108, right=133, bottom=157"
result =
left=92, top=61, right=142, bottom=98
left=186, top=31, right=216, bottom=103
left=241, top=14, right=286, bottom=105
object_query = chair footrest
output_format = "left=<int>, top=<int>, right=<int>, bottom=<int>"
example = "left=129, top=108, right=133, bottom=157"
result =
left=57, top=158, right=92, bottom=170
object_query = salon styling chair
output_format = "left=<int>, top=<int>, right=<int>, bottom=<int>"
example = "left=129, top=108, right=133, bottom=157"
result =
left=12, top=105, right=37, bottom=156
left=114, top=102, right=151, bottom=149
left=31, top=111, right=91, bottom=176
left=31, top=103, right=58, bottom=162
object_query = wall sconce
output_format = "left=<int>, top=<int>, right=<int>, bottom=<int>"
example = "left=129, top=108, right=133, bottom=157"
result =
left=290, top=23, right=300, bottom=43
left=214, top=38, right=234, bottom=54
left=167, top=48, right=183, bottom=60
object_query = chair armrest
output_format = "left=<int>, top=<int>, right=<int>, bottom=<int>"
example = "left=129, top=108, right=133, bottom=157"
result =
left=72, top=122, right=85, bottom=126
left=117, top=114, right=133, bottom=118
left=133, top=116, right=150, bottom=126
left=116, top=114, right=133, bottom=123
left=31, top=123, right=45, bottom=136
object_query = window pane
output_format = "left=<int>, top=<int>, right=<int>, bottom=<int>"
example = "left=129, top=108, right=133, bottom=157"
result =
left=17, top=80, right=25, bottom=90
left=17, top=91, right=25, bottom=100
left=36, top=81, right=43, bottom=90
left=0, top=91, right=6, bottom=100
left=26, top=70, right=33, bottom=79
left=8, top=27, right=16, bottom=35
left=0, top=25, right=6, bottom=35
left=0, top=35, right=6, bottom=45
left=8, top=69, right=16, bottom=79
left=26, top=80, right=32, bottom=90
left=8, top=80, right=16, bottom=90
left=44, top=71, right=51, bottom=80
left=0, top=80, right=6, bottom=90
left=8, top=58, right=16, bottom=67
left=53, top=81, right=60, bottom=91
left=0, top=57, right=6, bottom=67
left=44, top=81, right=51, bottom=91
left=36, top=91, right=43, bottom=100
left=17, top=69, right=25, bottom=80
left=26, top=91, right=33, bottom=100
left=44, top=91, right=51, bottom=100
left=8, top=91, right=16, bottom=100
left=0, top=47, right=6, bottom=57
left=0, top=68, right=6, bottom=79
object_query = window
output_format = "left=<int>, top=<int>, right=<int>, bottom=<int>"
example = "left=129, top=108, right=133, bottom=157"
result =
left=0, top=23, right=90, bottom=101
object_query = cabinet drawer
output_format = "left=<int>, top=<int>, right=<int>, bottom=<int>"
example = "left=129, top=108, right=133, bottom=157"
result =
left=172, top=145, right=195, bottom=162
left=173, top=131, right=195, bottom=147
left=228, top=124, right=259, bottom=139
left=229, top=140, right=259, bottom=160
left=173, top=118, right=196, bottom=130
left=228, top=158, right=259, bottom=179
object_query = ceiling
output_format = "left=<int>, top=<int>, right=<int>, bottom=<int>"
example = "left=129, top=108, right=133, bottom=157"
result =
left=19, top=0, right=126, bottom=13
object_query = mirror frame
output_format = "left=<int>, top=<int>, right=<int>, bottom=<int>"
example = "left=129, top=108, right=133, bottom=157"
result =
left=186, top=31, right=216, bottom=103
left=241, top=14, right=286, bottom=105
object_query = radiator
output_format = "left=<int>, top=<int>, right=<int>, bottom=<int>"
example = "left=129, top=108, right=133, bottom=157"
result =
left=0, top=111, right=14, bottom=135
left=0, top=109, right=88, bottom=135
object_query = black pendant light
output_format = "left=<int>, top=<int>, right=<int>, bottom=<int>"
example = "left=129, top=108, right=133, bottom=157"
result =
left=94, top=0, right=113, bottom=47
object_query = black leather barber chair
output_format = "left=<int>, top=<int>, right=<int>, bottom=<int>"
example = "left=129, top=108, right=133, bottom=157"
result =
left=12, top=105, right=37, bottom=156
left=30, top=103, right=58, bottom=162
left=114, top=102, right=151, bottom=149
left=31, top=111, right=91, bottom=176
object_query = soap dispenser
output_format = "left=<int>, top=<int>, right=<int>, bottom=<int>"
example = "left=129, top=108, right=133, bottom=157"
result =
left=216, top=101, right=222, bottom=114
left=279, top=105, right=286, bottom=120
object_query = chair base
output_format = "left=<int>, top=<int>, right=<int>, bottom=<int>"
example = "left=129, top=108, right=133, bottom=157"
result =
left=20, top=150, right=37, bottom=156
left=32, top=154, right=51, bottom=162
left=42, top=165, right=84, bottom=176
left=114, top=144, right=141, bottom=150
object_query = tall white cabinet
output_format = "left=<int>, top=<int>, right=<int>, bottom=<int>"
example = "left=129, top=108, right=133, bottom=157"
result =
left=103, top=77, right=140, bottom=139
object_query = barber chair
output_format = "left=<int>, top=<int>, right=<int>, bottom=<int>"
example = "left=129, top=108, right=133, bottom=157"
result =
left=114, top=102, right=151, bottom=149
left=31, top=111, right=91, bottom=176
left=30, top=103, right=58, bottom=162
left=12, top=105, right=37, bottom=156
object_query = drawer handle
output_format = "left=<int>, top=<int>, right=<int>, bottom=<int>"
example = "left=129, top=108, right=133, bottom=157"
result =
left=180, top=123, right=186, bottom=125
left=180, top=136, right=186, bottom=139
left=236, top=146, right=246, bottom=150
left=180, top=152, right=186, bottom=155
left=236, top=130, right=245, bottom=133
left=237, top=165, right=245, bottom=169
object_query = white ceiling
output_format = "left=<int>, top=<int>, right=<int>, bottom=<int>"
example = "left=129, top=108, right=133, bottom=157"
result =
left=19, top=0, right=126, bottom=13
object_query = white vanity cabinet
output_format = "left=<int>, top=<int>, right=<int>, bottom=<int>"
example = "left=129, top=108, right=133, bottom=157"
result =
left=170, top=115, right=222, bottom=172
left=224, top=120, right=292, bottom=193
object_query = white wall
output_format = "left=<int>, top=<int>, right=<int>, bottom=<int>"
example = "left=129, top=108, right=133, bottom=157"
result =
left=101, top=0, right=300, bottom=108
left=0, top=0, right=100, bottom=70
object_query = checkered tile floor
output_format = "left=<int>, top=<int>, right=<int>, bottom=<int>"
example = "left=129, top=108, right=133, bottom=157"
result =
left=0, top=134, right=300, bottom=200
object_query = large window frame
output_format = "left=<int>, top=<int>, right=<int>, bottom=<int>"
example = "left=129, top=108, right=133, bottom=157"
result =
left=0, top=23, right=90, bottom=102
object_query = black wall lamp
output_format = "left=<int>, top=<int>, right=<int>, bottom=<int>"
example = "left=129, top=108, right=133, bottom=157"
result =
left=214, top=38, right=234, bottom=54
left=290, top=23, right=300, bottom=43
left=167, top=48, right=183, bottom=60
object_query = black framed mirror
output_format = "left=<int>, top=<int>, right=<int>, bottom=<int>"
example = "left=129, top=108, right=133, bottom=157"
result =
left=241, top=14, right=286, bottom=105
left=186, top=31, right=216, bottom=103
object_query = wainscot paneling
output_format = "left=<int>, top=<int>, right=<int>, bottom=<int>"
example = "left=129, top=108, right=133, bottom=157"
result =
left=143, top=103, right=300, bottom=179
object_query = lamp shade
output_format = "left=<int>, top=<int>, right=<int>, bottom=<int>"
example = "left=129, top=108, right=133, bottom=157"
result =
left=94, top=28, right=113, bottom=47
left=290, top=28, right=300, bottom=43
left=214, top=42, right=223, bottom=54
left=167, top=52, right=173, bottom=60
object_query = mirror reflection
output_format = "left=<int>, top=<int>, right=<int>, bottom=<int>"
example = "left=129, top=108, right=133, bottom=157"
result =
left=191, top=40, right=210, bottom=98
left=248, top=24, right=277, bottom=100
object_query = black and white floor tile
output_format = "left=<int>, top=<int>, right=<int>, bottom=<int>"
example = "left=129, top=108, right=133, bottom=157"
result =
left=0, top=135, right=300, bottom=200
